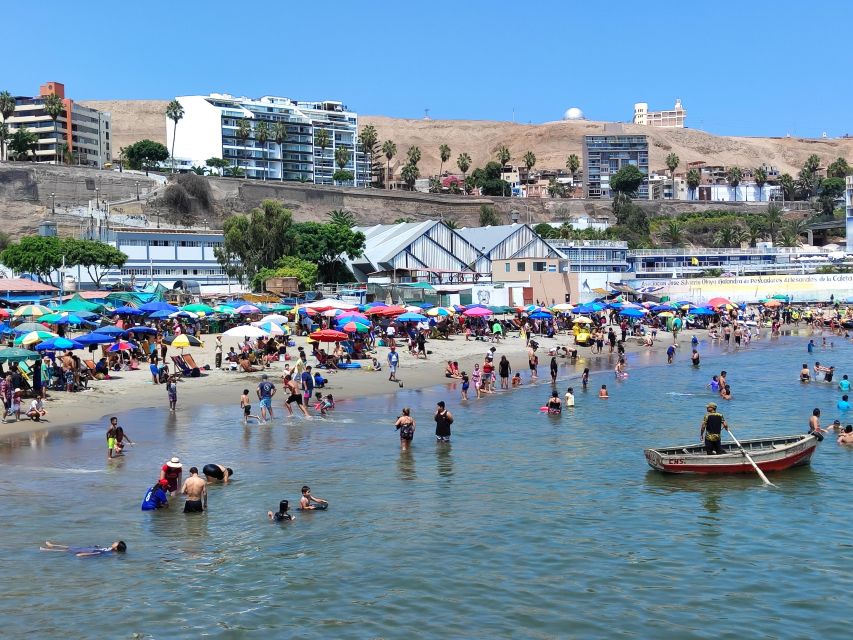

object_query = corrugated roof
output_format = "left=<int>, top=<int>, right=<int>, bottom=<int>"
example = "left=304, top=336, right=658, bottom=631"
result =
left=0, top=278, right=59, bottom=292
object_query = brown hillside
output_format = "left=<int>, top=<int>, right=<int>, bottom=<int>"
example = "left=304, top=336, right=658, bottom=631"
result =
left=81, top=100, right=853, bottom=176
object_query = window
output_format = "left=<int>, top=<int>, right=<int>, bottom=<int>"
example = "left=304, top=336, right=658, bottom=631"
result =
left=504, top=263, right=510, bottom=272
left=532, top=262, right=546, bottom=272
left=516, top=262, right=526, bottom=272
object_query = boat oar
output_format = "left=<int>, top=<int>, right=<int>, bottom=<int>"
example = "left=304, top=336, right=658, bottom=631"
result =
left=728, top=427, right=775, bottom=487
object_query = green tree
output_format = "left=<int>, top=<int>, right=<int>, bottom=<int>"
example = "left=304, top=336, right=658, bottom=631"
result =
left=382, top=140, right=396, bottom=188
left=8, top=127, right=37, bottom=160
left=471, top=161, right=510, bottom=197
left=726, top=166, right=742, bottom=201
left=566, top=153, right=580, bottom=182
left=63, top=238, right=128, bottom=288
left=205, top=157, right=230, bottom=175
left=293, top=221, right=366, bottom=282
left=165, top=99, right=184, bottom=174
left=778, top=220, right=804, bottom=247
left=444, top=218, right=459, bottom=230
left=254, top=121, right=270, bottom=180
left=358, top=124, right=378, bottom=186
left=457, top=152, right=471, bottom=177
left=665, top=153, right=679, bottom=198
left=763, top=203, right=784, bottom=245
left=272, top=122, right=288, bottom=182
left=438, top=144, right=451, bottom=177
left=0, top=122, right=8, bottom=164
left=714, top=223, right=746, bottom=248
left=406, top=145, right=421, bottom=167
left=335, top=145, right=350, bottom=171
left=827, top=157, right=851, bottom=179
left=0, top=231, right=9, bottom=252
left=123, top=140, right=169, bottom=174
left=252, top=256, right=319, bottom=292
left=533, top=222, right=556, bottom=238
left=610, top=164, right=645, bottom=198
left=0, top=90, right=16, bottom=161
left=315, top=128, right=331, bottom=175
left=547, top=178, right=567, bottom=198
left=333, top=169, right=354, bottom=184
left=496, top=145, right=511, bottom=167
left=42, top=93, right=64, bottom=165
left=401, top=163, right=419, bottom=190
left=190, top=165, right=206, bottom=175
left=235, top=118, right=252, bottom=172
left=659, top=220, right=683, bottom=247
left=1, top=236, right=67, bottom=283
left=214, top=200, right=297, bottom=284
left=779, top=173, right=796, bottom=201
left=745, top=215, right=766, bottom=247
left=224, top=165, right=245, bottom=178
left=523, top=150, right=536, bottom=174
left=753, top=166, right=767, bottom=202
left=817, top=177, right=846, bottom=218
left=327, top=209, right=357, bottom=227
left=479, top=204, right=501, bottom=227
left=797, top=154, right=821, bottom=199
left=428, top=176, right=442, bottom=193
left=686, top=168, right=701, bottom=200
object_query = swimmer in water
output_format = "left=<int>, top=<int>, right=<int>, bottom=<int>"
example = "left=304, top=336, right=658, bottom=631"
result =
left=708, top=375, right=720, bottom=392
left=268, top=500, right=294, bottom=522
left=800, top=364, right=811, bottom=382
left=838, top=425, right=853, bottom=445
left=41, top=540, right=127, bottom=557
left=565, top=387, right=575, bottom=407
left=691, top=349, right=700, bottom=366
left=546, top=391, right=562, bottom=414
left=202, top=464, right=233, bottom=484
left=599, top=384, right=609, bottom=399
left=511, top=372, right=522, bottom=387
left=582, top=368, right=590, bottom=388
left=299, top=485, right=328, bottom=510
left=720, top=384, right=732, bottom=400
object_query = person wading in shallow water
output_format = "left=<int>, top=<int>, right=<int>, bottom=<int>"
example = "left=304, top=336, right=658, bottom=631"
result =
left=434, top=401, right=453, bottom=442
left=700, top=402, right=729, bottom=455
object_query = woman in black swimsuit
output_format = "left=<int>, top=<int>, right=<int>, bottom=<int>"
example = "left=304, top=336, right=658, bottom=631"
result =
left=394, top=407, right=415, bottom=450
left=499, top=356, right=511, bottom=389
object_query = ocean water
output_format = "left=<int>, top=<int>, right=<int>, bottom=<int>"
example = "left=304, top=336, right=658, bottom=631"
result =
left=1, top=335, right=853, bottom=639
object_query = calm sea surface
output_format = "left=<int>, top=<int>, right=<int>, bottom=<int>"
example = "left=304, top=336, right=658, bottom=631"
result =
left=2, top=334, right=853, bottom=639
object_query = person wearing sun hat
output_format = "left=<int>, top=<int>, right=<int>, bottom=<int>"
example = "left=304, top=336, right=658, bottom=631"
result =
left=700, top=402, right=728, bottom=456
left=159, top=457, right=183, bottom=495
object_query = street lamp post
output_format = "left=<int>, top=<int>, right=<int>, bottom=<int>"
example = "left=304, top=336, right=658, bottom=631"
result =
left=94, top=188, right=100, bottom=212
left=49, top=192, right=56, bottom=214
left=135, top=181, right=140, bottom=201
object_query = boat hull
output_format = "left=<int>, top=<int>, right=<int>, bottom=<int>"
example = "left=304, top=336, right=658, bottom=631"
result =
left=644, top=434, right=818, bottom=474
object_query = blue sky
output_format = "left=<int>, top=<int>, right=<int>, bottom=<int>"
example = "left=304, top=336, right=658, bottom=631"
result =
left=6, top=1, right=851, bottom=138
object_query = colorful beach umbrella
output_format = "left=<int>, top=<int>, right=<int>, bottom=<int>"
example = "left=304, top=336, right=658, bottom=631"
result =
left=13, top=322, right=49, bottom=334
left=0, top=309, right=9, bottom=319
left=112, top=305, right=143, bottom=316
left=14, top=330, right=57, bottom=346
left=463, top=307, right=493, bottom=317
left=235, top=304, right=261, bottom=315
left=76, top=332, right=121, bottom=345
left=397, top=312, right=428, bottom=322
left=529, top=311, right=553, bottom=320
left=182, top=303, right=215, bottom=314
left=93, top=326, right=129, bottom=337
left=342, top=321, right=369, bottom=333
left=309, top=329, right=349, bottom=342
left=168, top=334, right=203, bottom=349
left=427, top=307, right=453, bottom=317
left=572, top=316, right=593, bottom=324
left=214, top=305, right=239, bottom=315
left=707, top=297, right=733, bottom=308
left=258, top=314, right=290, bottom=325
left=0, top=347, right=40, bottom=363
left=169, top=310, right=199, bottom=319
left=107, top=340, right=138, bottom=352
left=12, top=304, right=51, bottom=318
left=253, top=321, right=287, bottom=336
left=35, top=337, right=84, bottom=351
left=551, top=303, right=574, bottom=312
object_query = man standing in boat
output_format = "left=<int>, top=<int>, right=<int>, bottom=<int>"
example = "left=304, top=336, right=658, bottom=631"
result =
left=700, top=402, right=729, bottom=455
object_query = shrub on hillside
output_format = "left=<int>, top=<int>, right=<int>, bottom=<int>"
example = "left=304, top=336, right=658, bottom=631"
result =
left=175, top=173, right=212, bottom=210
left=162, top=184, right=192, bottom=215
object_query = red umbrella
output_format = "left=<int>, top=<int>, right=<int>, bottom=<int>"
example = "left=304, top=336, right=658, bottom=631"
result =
left=378, top=306, right=407, bottom=317
left=707, top=297, right=732, bottom=308
left=0, top=308, right=9, bottom=318
left=463, top=307, right=493, bottom=317
left=309, top=329, right=349, bottom=343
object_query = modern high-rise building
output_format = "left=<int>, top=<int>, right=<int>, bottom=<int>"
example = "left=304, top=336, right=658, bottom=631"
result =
left=633, top=99, right=686, bottom=128
left=583, top=133, right=649, bottom=199
left=166, top=93, right=368, bottom=186
left=845, top=175, right=853, bottom=252
left=2, top=82, right=111, bottom=167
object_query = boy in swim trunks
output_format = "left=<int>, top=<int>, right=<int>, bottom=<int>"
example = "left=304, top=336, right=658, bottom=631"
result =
left=106, top=417, right=118, bottom=459
left=240, top=389, right=261, bottom=424
left=299, top=485, right=328, bottom=510
left=283, top=375, right=308, bottom=417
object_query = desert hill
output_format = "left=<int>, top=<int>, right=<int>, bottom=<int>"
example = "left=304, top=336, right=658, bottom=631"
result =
left=82, top=100, right=853, bottom=176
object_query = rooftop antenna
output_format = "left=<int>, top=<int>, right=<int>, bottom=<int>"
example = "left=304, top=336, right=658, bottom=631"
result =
left=423, top=108, right=430, bottom=120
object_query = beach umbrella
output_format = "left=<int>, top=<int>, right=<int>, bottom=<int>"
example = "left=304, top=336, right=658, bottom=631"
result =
left=93, top=326, right=129, bottom=337
left=169, top=310, right=199, bottom=319
left=168, top=334, right=204, bottom=349
left=223, top=325, right=270, bottom=338
left=529, top=311, right=553, bottom=320
left=365, top=301, right=387, bottom=308
left=12, top=304, right=51, bottom=318
left=182, top=303, right=215, bottom=315
left=35, top=337, right=84, bottom=351
left=656, top=311, right=675, bottom=318
left=112, top=305, right=143, bottom=316
left=690, top=307, right=716, bottom=316
left=126, top=326, right=158, bottom=335
left=14, top=330, right=57, bottom=346
left=0, top=347, right=40, bottom=363
left=572, top=316, right=593, bottom=324
left=415, top=302, right=434, bottom=309
left=0, top=308, right=9, bottom=319
left=403, top=305, right=424, bottom=313
left=427, top=307, right=453, bottom=317
left=463, top=307, right=493, bottom=317
left=107, top=340, right=137, bottom=352
left=651, top=304, right=676, bottom=312
left=235, top=304, right=261, bottom=315
left=707, top=297, right=732, bottom=308
left=214, top=305, right=239, bottom=315
left=139, top=301, right=179, bottom=313
left=375, top=306, right=407, bottom=317
left=551, top=303, right=574, bottom=312
left=342, top=321, right=369, bottom=333
left=763, top=299, right=783, bottom=308
left=488, top=305, right=512, bottom=314
left=302, top=298, right=358, bottom=312
left=619, top=308, right=647, bottom=318
left=75, top=332, right=119, bottom=346
left=309, top=329, right=349, bottom=342
left=573, top=302, right=605, bottom=314
left=0, top=322, right=13, bottom=335
left=51, top=314, right=90, bottom=326
left=13, top=322, right=49, bottom=334
left=335, top=311, right=369, bottom=322
left=321, top=309, right=343, bottom=318
left=147, top=310, right=174, bottom=319
left=270, top=304, right=293, bottom=312
left=258, top=314, right=290, bottom=325
left=253, top=321, right=287, bottom=336
left=397, top=312, right=428, bottom=322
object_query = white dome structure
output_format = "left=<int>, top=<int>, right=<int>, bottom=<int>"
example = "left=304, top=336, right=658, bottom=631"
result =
left=563, top=107, right=585, bottom=120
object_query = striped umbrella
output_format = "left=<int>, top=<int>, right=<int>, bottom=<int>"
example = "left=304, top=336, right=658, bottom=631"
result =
left=12, top=304, right=51, bottom=318
left=14, top=330, right=58, bottom=346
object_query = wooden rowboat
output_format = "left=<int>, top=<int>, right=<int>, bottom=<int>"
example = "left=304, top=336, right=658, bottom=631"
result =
left=644, top=434, right=818, bottom=474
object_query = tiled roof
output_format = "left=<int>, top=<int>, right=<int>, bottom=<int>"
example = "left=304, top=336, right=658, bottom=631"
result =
left=0, top=278, right=59, bottom=292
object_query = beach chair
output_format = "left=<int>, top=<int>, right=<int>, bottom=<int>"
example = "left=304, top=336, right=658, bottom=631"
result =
left=84, top=359, right=97, bottom=372
left=182, top=354, right=205, bottom=375
left=169, top=356, right=187, bottom=379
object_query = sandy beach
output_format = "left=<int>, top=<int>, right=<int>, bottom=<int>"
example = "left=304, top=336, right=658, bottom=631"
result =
left=0, top=325, right=716, bottom=438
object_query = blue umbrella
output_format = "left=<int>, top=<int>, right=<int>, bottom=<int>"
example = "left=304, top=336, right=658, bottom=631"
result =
left=416, top=302, right=434, bottom=309
left=52, top=314, right=92, bottom=326
left=93, top=326, right=129, bottom=337
left=112, top=305, right=144, bottom=315
left=529, top=311, right=553, bottom=319
left=619, top=308, right=646, bottom=318
left=76, top=332, right=119, bottom=345
left=148, top=310, right=174, bottom=319
left=650, top=304, right=676, bottom=312
left=573, top=303, right=605, bottom=314
left=0, top=322, right=13, bottom=335
left=35, top=337, right=84, bottom=351
left=397, top=312, right=427, bottom=322
left=126, top=326, right=157, bottom=335
left=690, top=307, right=717, bottom=316
left=139, top=301, right=179, bottom=313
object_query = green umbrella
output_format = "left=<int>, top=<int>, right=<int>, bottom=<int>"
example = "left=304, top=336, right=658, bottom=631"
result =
left=0, top=347, right=40, bottom=363
left=214, top=305, right=238, bottom=315
left=14, top=330, right=57, bottom=346
left=270, top=304, right=293, bottom=312
left=183, top=303, right=215, bottom=314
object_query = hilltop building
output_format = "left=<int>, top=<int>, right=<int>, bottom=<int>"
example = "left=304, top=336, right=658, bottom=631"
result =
left=166, top=93, right=368, bottom=186
left=633, top=99, right=686, bottom=128
left=2, top=81, right=111, bottom=167
left=583, top=132, right=649, bottom=199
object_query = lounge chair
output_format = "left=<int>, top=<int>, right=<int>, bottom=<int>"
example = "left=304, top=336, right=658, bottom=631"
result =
left=182, top=354, right=206, bottom=376
left=171, top=355, right=200, bottom=378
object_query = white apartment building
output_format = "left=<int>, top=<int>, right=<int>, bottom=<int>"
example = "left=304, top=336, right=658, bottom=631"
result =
left=845, top=175, right=853, bottom=252
left=3, top=81, right=111, bottom=167
left=633, top=99, right=686, bottom=128
left=166, top=93, right=368, bottom=186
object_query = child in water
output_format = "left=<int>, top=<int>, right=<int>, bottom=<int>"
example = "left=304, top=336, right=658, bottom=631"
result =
left=240, top=389, right=262, bottom=424
left=512, top=372, right=522, bottom=387
left=460, top=372, right=470, bottom=400
left=599, top=384, right=609, bottom=399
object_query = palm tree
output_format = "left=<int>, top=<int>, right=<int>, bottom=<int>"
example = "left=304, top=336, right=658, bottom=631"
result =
left=0, top=91, right=17, bottom=161
left=8, top=127, right=37, bottom=160
left=444, top=218, right=459, bottom=230
left=745, top=215, right=766, bottom=247
left=327, top=209, right=357, bottom=226
left=0, top=122, right=8, bottom=164
left=165, top=99, right=184, bottom=173
left=659, top=220, right=683, bottom=247
left=254, top=121, right=270, bottom=180
left=764, top=203, right=783, bottom=245
left=778, top=220, right=805, bottom=247
left=558, top=222, right=574, bottom=239
left=523, top=150, right=536, bottom=174
left=438, top=144, right=451, bottom=177
left=272, top=122, right=288, bottom=182
left=406, top=145, right=421, bottom=167
left=42, top=93, right=64, bottom=165
left=665, top=152, right=679, bottom=199
left=382, top=140, right=396, bottom=188
left=358, top=124, right=378, bottom=186
left=496, top=145, right=511, bottom=167
left=315, top=128, right=330, bottom=182
left=236, top=118, right=252, bottom=174
left=714, top=223, right=746, bottom=248
left=566, top=153, right=580, bottom=192
left=401, top=163, right=419, bottom=190
left=686, top=168, right=701, bottom=200
left=779, top=173, right=796, bottom=201
left=753, top=166, right=767, bottom=202
left=726, top=166, right=743, bottom=202
left=457, top=152, right=471, bottom=178
left=334, top=146, right=351, bottom=185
